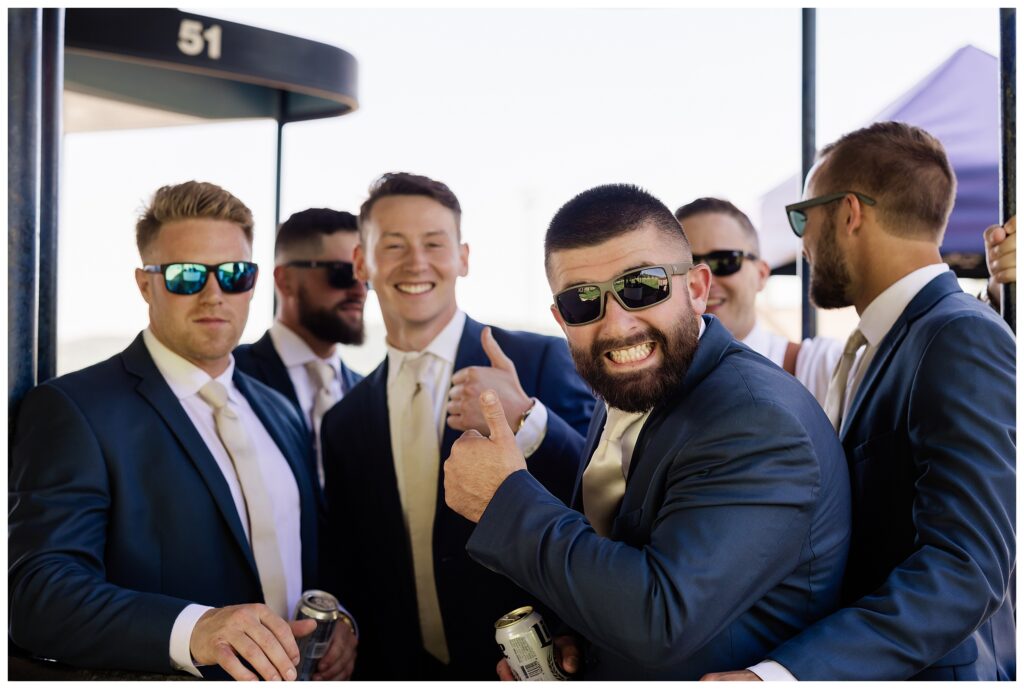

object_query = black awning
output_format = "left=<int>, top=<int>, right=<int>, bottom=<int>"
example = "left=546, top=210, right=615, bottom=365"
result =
left=64, top=8, right=358, bottom=124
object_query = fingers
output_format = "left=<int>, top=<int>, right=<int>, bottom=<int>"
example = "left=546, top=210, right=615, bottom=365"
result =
left=481, top=327, right=516, bottom=373
left=314, top=623, right=357, bottom=680
left=496, top=657, right=517, bottom=681
left=191, top=605, right=301, bottom=682
left=480, top=390, right=514, bottom=443
left=216, top=641, right=258, bottom=681
left=245, top=614, right=300, bottom=680
left=985, top=223, right=1007, bottom=248
left=1007, top=215, right=1016, bottom=235
left=554, top=635, right=581, bottom=674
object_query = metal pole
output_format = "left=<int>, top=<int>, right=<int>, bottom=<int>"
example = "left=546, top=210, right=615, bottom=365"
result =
left=272, top=104, right=285, bottom=316
left=8, top=8, right=42, bottom=419
left=800, top=8, right=817, bottom=340
left=38, top=8, right=64, bottom=383
left=999, top=8, right=1016, bottom=332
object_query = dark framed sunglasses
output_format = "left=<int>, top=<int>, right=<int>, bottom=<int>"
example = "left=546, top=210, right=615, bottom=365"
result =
left=785, top=191, right=876, bottom=238
left=286, top=261, right=357, bottom=289
left=693, top=250, right=759, bottom=277
left=142, top=262, right=258, bottom=295
left=553, top=262, right=692, bottom=326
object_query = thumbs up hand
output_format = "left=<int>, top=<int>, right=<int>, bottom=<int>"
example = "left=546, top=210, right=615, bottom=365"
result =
left=444, top=390, right=528, bottom=523
left=447, top=327, right=533, bottom=434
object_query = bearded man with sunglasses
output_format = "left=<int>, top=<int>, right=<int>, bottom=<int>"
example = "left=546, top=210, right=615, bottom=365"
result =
left=443, top=183, right=851, bottom=680
left=235, top=208, right=366, bottom=487
left=10, top=182, right=356, bottom=681
left=675, top=198, right=842, bottom=405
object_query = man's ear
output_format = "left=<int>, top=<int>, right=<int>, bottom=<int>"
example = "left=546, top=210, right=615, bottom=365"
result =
left=354, top=243, right=369, bottom=282
left=273, top=265, right=294, bottom=297
left=686, top=263, right=712, bottom=315
left=458, top=242, right=470, bottom=278
left=843, top=192, right=867, bottom=237
left=135, top=268, right=153, bottom=304
left=754, top=258, right=771, bottom=291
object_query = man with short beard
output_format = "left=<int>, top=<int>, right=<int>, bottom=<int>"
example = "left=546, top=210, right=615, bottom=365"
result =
left=443, top=184, right=852, bottom=680
left=235, top=208, right=366, bottom=487
left=705, top=122, right=1016, bottom=681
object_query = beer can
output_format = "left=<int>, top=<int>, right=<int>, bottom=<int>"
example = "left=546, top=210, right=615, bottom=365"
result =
left=294, top=589, right=341, bottom=681
left=494, top=605, right=568, bottom=681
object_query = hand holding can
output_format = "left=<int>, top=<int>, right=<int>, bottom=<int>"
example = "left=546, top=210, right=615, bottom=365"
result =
left=495, top=606, right=568, bottom=681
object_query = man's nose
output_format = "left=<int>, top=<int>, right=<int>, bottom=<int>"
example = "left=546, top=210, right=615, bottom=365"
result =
left=197, top=272, right=225, bottom=303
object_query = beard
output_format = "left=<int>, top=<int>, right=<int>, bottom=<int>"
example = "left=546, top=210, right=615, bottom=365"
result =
left=809, top=211, right=853, bottom=309
left=569, top=311, right=701, bottom=413
left=297, top=286, right=366, bottom=346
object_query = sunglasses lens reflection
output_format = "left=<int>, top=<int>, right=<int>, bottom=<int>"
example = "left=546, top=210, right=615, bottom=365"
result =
left=327, top=263, right=357, bottom=289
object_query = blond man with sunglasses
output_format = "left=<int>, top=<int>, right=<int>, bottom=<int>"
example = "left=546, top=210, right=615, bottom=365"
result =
left=9, top=182, right=355, bottom=681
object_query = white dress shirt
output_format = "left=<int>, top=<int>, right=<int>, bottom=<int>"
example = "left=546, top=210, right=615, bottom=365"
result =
left=742, top=322, right=843, bottom=407
left=142, top=330, right=303, bottom=678
left=748, top=262, right=951, bottom=682
left=268, top=321, right=346, bottom=430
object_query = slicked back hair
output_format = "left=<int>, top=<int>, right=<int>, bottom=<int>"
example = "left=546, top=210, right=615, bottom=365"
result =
left=674, top=197, right=761, bottom=255
left=545, top=184, right=690, bottom=273
left=274, top=208, right=358, bottom=261
left=815, top=121, right=956, bottom=241
left=358, top=172, right=462, bottom=240
left=136, top=181, right=253, bottom=257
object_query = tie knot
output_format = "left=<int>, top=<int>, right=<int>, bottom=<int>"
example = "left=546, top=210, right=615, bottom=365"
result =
left=198, top=379, right=230, bottom=410
left=605, top=406, right=645, bottom=441
left=401, top=352, right=434, bottom=383
left=844, top=329, right=867, bottom=355
left=305, top=360, right=335, bottom=389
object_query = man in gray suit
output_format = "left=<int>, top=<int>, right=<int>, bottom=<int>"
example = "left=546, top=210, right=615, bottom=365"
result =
left=443, top=184, right=852, bottom=679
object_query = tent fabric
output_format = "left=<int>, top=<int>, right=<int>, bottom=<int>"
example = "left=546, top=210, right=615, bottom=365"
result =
left=758, top=45, right=1001, bottom=269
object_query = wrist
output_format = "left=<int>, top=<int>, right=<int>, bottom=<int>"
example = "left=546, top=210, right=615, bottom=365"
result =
left=514, top=397, right=537, bottom=433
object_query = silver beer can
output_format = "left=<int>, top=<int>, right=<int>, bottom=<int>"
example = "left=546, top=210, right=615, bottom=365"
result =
left=494, top=605, right=568, bottom=681
left=294, top=589, right=341, bottom=681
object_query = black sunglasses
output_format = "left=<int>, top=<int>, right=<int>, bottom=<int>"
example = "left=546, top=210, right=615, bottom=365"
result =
left=785, top=191, right=877, bottom=237
left=693, top=250, right=759, bottom=277
left=142, top=262, right=258, bottom=295
left=553, top=262, right=692, bottom=326
left=286, top=261, right=358, bottom=289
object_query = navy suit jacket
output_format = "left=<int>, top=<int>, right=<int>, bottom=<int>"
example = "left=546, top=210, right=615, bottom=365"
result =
left=770, top=271, right=1016, bottom=680
left=233, top=329, right=364, bottom=420
left=321, top=316, right=596, bottom=679
left=466, top=316, right=852, bottom=680
left=8, top=334, right=319, bottom=675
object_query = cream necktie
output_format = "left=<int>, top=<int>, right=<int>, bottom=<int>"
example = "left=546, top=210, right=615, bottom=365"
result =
left=582, top=407, right=646, bottom=537
left=198, top=380, right=289, bottom=618
left=394, top=353, right=449, bottom=664
left=305, top=360, right=337, bottom=487
left=823, top=329, right=868, bottom=431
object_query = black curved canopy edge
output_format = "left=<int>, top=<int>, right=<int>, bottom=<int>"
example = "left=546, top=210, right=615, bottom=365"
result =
left=64, top=8, right=358, bottom=123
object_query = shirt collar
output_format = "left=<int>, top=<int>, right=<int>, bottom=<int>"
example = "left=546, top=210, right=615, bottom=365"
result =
left=142, top=328, right=237, bottom=401
left=386, top=309, right=467, bottom=377
left=857, top=263, right=950, bottom=347
left=269, top=321, right=341, bottom=376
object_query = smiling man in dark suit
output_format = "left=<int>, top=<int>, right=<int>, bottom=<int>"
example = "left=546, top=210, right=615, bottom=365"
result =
left=234, top=208, right=366, bottom=487
left=320, top=172, right=595, bottom=679
left=9, top=182, right=355, bottom=681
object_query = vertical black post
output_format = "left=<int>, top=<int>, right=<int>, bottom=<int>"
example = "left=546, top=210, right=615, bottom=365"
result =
left=38, top=8, right=64, bottom=383
left=272, top=100, right=286, bottom=316
left=999, top=8, right=1016, bottom=332
left=9, top=8, right=42, bottom=419
left=800, top=8, right=817, bottom=340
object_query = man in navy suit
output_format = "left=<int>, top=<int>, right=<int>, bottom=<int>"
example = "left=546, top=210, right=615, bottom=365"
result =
left=320, top=172, right=595, bottom=679
left=443, top=184, right=851, bottom=680
left=9, top=182, right=356, bottom=680
left=235, top=208, right=366, bottom=487
left=706, top=122, right=1016, bottom=680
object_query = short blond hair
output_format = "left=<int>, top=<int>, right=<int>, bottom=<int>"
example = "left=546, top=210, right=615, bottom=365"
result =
left=136, top=181, right=254, bottom=256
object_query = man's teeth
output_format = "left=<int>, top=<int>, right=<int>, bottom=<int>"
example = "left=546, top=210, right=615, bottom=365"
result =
left=396, top=283, right=433, bottom=294
left=607, top=342, right=654, bottom=364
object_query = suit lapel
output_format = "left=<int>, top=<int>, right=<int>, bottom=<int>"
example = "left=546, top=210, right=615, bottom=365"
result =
left=440, top=317, right=487, bottom=458
left=840, top=272, right=961, bottom=443
left=122, top=335, right=258, bottom=579
left=252, top=332, right=301, bottom=412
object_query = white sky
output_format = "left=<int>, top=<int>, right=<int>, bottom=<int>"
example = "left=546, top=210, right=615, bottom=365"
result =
left=56, top=7, right=1003, bottom=374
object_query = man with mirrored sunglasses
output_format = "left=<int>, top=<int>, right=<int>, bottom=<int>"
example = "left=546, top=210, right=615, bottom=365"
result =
left=10, top=181, right=356, bottom=681
left=443, top=183, right=851, bottom=680
left=235, top=208, right=366, bottom=488
left=675, top=198, right=842, bottom=405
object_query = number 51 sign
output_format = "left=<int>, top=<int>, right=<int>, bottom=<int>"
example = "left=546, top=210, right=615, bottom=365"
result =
left=177, top=19, right=222, bottom=60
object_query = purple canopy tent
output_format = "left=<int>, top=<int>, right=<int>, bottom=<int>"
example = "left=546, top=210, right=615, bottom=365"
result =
left=758, top=45, right=1000, bottom=276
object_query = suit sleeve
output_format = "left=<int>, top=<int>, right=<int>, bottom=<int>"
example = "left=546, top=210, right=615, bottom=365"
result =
left=9, top=384, right=192, bottom=672
left=769, top=314, right=1016, bottom=679
left=523, top=338, right=596, bottom=503
left=467, top=402, right=820, bottom=668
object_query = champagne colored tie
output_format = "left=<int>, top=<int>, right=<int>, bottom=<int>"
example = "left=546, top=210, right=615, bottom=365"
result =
left=198, top=380, right=289, bottom=618
left=823, top=329, right=868, bottom=431
left=305, top=360, right=337, bottom=487
left=582, top=407, right=646, bottom=537
left=394, top=354, right=449, bottom=664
